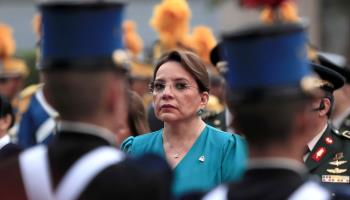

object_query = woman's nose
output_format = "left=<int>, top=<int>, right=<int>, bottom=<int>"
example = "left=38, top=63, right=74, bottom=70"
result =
left=161, top=84, right=174, bottom=99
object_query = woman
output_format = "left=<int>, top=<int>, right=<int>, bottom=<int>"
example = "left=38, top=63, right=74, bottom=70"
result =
left=121, top=50, right=247, bottom=196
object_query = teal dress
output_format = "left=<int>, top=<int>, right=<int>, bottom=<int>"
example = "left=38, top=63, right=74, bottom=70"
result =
left=121, top=125, right=247, bottom=196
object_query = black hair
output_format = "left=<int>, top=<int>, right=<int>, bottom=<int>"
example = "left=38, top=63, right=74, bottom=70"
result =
left=0, top=95, right=15, bottom=129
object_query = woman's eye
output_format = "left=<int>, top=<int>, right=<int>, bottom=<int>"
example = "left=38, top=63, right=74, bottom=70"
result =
left=175, top=83, right=188, bottom=90
left=154, top=83, right=165, bottom=91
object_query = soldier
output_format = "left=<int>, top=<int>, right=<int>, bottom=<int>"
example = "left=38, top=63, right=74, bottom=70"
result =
left=304, top=62, right=350, bottom=186
left=16, top=13, right=59, bottom=148
left=316, top=53, right=350, bottom=132
left=0, top=1, right=172, bottom=199
left=201, top=20, right=339, bottom=199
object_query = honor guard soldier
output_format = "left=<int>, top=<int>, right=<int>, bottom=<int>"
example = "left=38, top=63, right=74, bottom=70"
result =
left=202, top=22, right=338, bottom=199
left=16, top=14, right=59, bottom=148
left=199, top=0, right=345, bottom=196
left=0, top=1, right=172, bottom=200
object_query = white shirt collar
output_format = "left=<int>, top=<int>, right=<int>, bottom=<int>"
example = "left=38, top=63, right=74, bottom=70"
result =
left=58, top=121, right=116, bottom=146
left=307, top=124, right=328, bottom=152
left=0, top=134, right=10, bottom=149
left=333, top=106, right=350, bottom=128
left=248, top=157, right=308, bottom=175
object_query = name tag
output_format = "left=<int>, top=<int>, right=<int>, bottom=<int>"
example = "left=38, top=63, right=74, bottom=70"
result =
left=322, top=175, right=350, bottom=183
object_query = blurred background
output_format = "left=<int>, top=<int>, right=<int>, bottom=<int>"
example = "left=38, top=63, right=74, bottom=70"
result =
left=0, top=0, right=349, bottom=86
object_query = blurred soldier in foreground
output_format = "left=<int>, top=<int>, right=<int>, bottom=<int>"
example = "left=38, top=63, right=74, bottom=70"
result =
left=202, top=22, right=334, bottom=199
left=200, top=0, right=343, bottom=197
left=0, top=1, right=172, bottom=199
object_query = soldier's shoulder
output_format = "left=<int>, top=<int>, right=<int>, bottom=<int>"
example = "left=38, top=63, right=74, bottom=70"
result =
left=19, top=84, right=43, bottom=99
left=332, top=128, right=350, bottom=141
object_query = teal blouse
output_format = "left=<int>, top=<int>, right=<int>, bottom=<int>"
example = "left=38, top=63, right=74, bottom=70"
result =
left=121, top=125, right=247, bottom=196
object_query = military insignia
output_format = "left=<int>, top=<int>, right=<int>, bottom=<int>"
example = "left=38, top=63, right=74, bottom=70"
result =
left=333, top=152, right=344, bottom=160
left=198, top=155, right=205, bottom=162
left=327, top=168, right=347, bottom=174
left=341, top=131, right=350, bottom=139
left=329, top=160, right=347, bottom=166
left=311, top=147, right=327, bottom=162
left=324, top=137, right=333, bottom=145
left=322, top=175, right=350, bottom=183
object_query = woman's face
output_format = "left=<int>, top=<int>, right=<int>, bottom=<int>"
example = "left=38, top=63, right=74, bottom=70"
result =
left=153, top=61, right=208, bottom=123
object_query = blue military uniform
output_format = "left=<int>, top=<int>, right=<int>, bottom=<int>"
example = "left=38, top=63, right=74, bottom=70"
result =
left=17, top=84, right=58, bottom=148
left=0, top=1, right=172, bottom=199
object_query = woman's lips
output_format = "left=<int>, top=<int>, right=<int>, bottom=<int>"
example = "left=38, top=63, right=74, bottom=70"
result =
left=160, top=104, right=176, bottom=109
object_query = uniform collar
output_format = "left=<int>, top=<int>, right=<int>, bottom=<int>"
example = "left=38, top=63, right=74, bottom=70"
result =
left=58, top=121, right=116, bottom=146
left=308, top=123, right=328, bottom=152
left=0, top=134, right=10, bottom=149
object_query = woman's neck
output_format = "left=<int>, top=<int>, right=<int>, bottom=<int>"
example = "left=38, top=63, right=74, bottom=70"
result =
left=163, top=117, right=205, bottom=143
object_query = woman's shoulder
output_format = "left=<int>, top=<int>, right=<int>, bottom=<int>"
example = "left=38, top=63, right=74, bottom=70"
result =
left=120, top=129, right=163, bottom=153
left=206, top=124, right=243, bottom=143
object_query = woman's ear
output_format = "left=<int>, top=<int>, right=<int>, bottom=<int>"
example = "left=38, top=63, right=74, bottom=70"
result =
left=200, top=91, right=209, bottom=107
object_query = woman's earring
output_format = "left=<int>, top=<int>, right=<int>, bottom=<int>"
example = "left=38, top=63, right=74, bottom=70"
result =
left=197, top=108, right=204, bottom=116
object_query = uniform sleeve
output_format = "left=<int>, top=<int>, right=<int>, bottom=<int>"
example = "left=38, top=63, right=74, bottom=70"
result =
left=120, top=136, right=135, bottom=154
left=17, top=107, right=37, bottom=149
left=221, top=134, right=248, bottom=183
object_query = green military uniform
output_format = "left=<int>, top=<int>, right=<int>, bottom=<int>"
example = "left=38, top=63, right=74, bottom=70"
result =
left=305, top=124, right=350, bottom=184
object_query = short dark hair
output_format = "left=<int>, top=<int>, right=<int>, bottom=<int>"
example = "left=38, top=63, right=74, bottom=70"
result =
left=152, top=50, right=210, bottom=93
left=43, top=71, right=125, bottom=120
left=228, top=98, right=308, bottom=148
left=0, top=95, right=14, bottom=128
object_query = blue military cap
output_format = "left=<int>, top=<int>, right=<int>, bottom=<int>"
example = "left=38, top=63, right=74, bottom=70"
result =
left=220, top=23, right=320, bottom=102
left=37, top=0, right=128, bottom=72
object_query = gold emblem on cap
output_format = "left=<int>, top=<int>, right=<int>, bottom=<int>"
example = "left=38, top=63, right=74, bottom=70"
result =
left=300, top=75, right=324, bottom=96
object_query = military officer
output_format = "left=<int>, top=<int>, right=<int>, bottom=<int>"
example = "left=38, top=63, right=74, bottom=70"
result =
left=0, top=1, right=172, bottom=199
left=304, top=62, right=350, bottom=186
left=316, top=53, right=350, bottom=132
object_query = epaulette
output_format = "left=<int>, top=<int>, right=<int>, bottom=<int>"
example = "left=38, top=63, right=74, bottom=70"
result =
left=16, top=84, right=43, bottom=122
left=19, top=83, right=43, bottom=99
left=333, top=127, right=350, bottom=139
left=340, top=130, right=350, bottom=139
